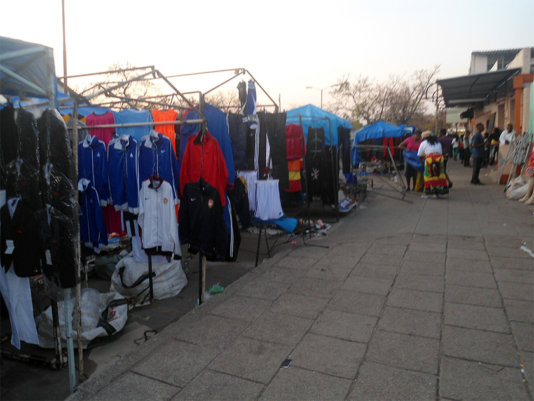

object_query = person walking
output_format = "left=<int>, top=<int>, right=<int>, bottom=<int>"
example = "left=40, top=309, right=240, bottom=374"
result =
left=417, top=131, right=448, bottom=198
left=438, top=128, right=453, bottom=188
left=471, top=122, right=485, bottom=185
left=452, top=135, right=459, bottom=161
left=462, top=130, right=471, bottom=167
left=398, top=129, right=422, bottom=191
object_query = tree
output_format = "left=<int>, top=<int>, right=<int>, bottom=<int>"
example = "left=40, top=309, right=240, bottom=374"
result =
left=329, top=66, right=440, bottom=127
left=205, top=89, right=241, bottom=113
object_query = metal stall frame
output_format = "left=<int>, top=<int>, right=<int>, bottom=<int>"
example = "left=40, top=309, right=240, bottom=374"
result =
left=57, top=66, right=209, bottom=391
left=352, top=144, right=409, bottom=201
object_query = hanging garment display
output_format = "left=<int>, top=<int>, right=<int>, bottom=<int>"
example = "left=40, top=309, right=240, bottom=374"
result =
left=36, top=205, right=77, bottom=288
left=179, top=179, right=228, bottom=260
left=42, top=163, right=77, bottom=218
left=0, top=198, right=42, bottom=277
left=180, top=103, right=235, bottom=185
left=139, top=131, right=180, bottom=201
left=0, top=267, right=39, bottom=349
left=37, top=109, right=73, bottom=180
left=180, top=131, right=229, bottom=206
left=338, top=126, right=352, bottom=174
left=286, top=124, right=306, bottom=161
left=237, top=170, right=257, bottom=212
left=5, top=158, right=42, bottom=210
left=86, top=110, right=115, bottom=146
left=257, top=112, right=289, bottom=190
left=78, top=135, right=110, bottom=206
left=78, top=179, right=108, bottom=253
left=221, top=197, right=241, bottom=262
left=237, top=81, right=247, bottom=113
left=1, top=103, right=19, bottom=167
left=254, top=180, right=284, bottom=220
left=108, top=135, right=139, bottom=213
left=16, top=108, right=39, bottom=169
left=138, top=177, right=180, bottom=255
left=227, top=113, right=249, bottom=171
left=228, top=177, right=251, bottom=229
left=151, top=109, right=178, bottom=153
left=113, top=109, right=153, bottom=143
left=286, top=159, right=303, bottom=193
left=123, top=212, right=146, bottom=262
left=305, top=127, right=336, bottom=205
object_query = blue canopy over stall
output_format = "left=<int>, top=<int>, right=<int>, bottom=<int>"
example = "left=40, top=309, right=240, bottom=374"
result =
left=352, top=120, right=406, bottom=164
left=0, top=36, right=57, bottom=106
left=286, top=104, right=352, bottom=146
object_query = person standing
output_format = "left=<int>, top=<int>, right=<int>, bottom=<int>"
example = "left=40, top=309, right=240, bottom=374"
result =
left=489, top=127, right=500, bottom=165
left=438, top=128, right=453, bottom=188
left=462, top=130, right=471, bottom=167
left=398, top=129, right=422, bottom=191
left=417, top=131, right=448, bottom=198
left=499, top=123, right=516, bottom=145
left=471, top=123, right=485, bottom=185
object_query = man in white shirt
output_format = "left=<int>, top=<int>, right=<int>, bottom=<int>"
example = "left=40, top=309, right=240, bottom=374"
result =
left=499, top=124, right=516, bottom=145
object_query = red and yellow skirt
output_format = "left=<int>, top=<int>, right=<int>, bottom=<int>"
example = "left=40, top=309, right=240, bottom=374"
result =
left=424, top=153, right=448, bottom=195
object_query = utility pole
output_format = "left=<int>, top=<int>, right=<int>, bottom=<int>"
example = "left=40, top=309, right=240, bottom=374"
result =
left=62, top=0, right=68, bottom=89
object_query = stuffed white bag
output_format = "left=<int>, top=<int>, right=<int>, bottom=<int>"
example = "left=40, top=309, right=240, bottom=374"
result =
left=506, top=176, right=529, bottom=200
left=38, top=288, right=128, bottom=349
left=111, top=256, right=188, bottom=301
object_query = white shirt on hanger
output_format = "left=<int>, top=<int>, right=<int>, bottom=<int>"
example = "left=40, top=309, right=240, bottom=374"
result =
left=138, top=178, right=181, bottom=255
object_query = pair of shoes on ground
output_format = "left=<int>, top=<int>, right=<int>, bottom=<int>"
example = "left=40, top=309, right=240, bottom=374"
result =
left=471, top=181, right=484, bottom=185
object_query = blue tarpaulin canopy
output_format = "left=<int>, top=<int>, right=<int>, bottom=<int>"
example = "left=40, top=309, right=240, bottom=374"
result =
left=352, top=120, right=406, bottom=165
left=0, top=36, right=57, bottom=105
left=286, top=104, right=352, bottom=146
left=353, top=120, right=405, bottom=143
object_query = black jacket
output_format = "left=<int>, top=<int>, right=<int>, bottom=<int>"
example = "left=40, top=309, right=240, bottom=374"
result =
left=0, top=201, right=42, bottom=277
left=36, top=206, right=77, bottom=288
left=179, top=180, right=228, bottom=260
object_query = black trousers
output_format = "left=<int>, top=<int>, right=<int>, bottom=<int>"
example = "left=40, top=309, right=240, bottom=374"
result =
left=471, top=156, right=483, bottom=183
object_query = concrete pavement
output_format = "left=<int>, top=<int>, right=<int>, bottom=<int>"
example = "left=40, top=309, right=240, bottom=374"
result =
left=68, top=161, right=534, bottom=401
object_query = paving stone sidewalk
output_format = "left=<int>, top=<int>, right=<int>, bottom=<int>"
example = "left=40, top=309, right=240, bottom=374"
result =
left=69, top=162, right=534, bottom=401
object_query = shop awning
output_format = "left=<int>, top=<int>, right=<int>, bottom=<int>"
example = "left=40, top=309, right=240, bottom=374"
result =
left=437, top=68, right=520, bottom=107
left=0, top=36, right=57, bottom=104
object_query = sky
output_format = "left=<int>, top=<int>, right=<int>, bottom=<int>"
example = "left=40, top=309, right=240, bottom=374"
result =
left=2, top=0, right=533, bottom=110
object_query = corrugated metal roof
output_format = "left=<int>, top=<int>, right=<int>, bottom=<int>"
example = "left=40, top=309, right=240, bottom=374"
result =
left=437, top=68, right=520, bottom=107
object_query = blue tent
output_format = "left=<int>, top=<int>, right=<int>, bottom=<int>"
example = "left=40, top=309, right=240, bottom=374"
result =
left=352, top=120, right=406, bottom=165
left=286, top=104, right=352, bottom=146
left=0, top=36, right=57, bottom=105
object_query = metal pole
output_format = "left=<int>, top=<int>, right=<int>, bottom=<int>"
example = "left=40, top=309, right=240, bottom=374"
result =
left=320, top=89, right=323, bottom=109
left=51, top=300, right=64, bottom=368
left=72, top=103, right=84, bottom=380
left=63, top=288, right=76, bottom=393
left=62, top=0, right=68, bottom=89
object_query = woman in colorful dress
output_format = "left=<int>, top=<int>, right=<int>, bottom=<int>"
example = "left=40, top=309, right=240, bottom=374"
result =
left=417, top=131, right=449, bottom=198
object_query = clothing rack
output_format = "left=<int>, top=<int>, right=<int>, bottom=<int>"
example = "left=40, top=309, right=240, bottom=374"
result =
left=298, top=114, right=340, bottom=223
left=59, top=68, right=210, bottom=388
left=352, top=144, right=408, bottom=201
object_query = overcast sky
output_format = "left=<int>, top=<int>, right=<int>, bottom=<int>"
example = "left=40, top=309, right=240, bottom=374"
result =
left=2, top=0, right=533, bottom=110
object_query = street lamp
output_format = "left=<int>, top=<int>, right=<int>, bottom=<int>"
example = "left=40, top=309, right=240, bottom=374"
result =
left=306, top=84, right=339, bottom=109
left=306, top=86, right=324, bottom=109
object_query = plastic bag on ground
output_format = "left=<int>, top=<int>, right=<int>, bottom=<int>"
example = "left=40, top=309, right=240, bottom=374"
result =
left=506, top=176, right=529, bottom=200
left=37, top=288, right=128, bottom=349
left=111, top=255, right=188, bottom=301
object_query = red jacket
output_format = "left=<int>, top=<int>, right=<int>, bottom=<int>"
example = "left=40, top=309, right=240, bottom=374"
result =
left=286, top=124, right=306, bottom=161
left=180, top=131, right=228, bottom=206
